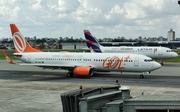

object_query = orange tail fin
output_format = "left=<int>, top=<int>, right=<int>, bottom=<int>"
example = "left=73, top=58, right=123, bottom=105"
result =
left=10, top=24, right=42, bottom=53
left=2, top=51, right=15, bottom=64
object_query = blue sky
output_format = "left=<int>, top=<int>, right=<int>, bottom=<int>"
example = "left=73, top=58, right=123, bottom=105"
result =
left=0, top=0, right=180, bottom=39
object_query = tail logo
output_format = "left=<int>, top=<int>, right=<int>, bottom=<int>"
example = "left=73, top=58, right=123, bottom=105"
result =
left=154, top=48, right=157, bottom=53
left=13, top=32, right=26, bottom=53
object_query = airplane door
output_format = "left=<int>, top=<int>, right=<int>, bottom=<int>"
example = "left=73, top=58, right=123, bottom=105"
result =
left=158, top=47, right=162, bottom=55
left=82, top=57, right=86, bottom=63
left=134, top=57, right=139, bottom=66
left=78, top=55, right=83, bottom=63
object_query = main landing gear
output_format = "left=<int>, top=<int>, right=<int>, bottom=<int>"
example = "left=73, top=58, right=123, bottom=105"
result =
left=67, top=72, right=73, bottom=77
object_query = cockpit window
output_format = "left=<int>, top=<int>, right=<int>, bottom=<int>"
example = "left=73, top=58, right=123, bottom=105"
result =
left=166, top=50, right=172, bottom=52
left=144, top=59, right=153, bottom=62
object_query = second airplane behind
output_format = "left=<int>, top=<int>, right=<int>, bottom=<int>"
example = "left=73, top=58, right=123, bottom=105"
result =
left=84, top=30, right=178, bottom=65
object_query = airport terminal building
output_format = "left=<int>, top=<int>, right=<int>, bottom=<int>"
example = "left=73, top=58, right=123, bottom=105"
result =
left=99, top=29, right=180, bottom=49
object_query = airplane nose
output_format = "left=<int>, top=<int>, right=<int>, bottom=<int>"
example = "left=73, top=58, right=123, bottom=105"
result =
left=154, top=62, right=161, bottom=70
left=173, top=52, right=178, bottom=58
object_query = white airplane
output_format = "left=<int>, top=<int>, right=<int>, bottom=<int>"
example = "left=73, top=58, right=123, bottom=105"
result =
left=83, top=30, right=178, bottom=65
left=9, top=24, right=161, bottom=78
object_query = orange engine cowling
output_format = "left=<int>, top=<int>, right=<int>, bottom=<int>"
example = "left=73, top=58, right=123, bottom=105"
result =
left=73, top=66, right=93, bottom=77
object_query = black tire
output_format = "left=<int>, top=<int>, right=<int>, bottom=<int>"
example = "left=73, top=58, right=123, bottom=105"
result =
left=140, top=75, right=144, bottom=79
left=67, top=72, right=73, bottom=77
left=160, top=63, right=164, bottom=66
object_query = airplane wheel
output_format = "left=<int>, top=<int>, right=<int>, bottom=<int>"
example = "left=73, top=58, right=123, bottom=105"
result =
left=140, top=75, right=144, bottom=79
left=160, top=62, right=164, bottom=66
left=67, top=72, right=73, bottom=77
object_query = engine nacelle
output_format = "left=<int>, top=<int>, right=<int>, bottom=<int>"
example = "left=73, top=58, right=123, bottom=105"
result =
left=73, top=66, right=93, bottom=76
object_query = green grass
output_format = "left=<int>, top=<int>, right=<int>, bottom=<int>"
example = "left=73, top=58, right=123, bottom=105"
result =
left=155, top=56, right=180, bottom=62
left=0, top=55, right=16, bottom=60
left=173, top=49, right=180, bottom=55
left=0, top=49, right=180, bottom=62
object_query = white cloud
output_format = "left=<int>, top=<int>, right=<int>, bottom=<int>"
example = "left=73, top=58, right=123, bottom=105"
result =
left=170, top=15, right=180, bottom=32
left=31, top=0, right=42, bottom=11
left=104, top=4, right=124, bottom=21
left=110, top=4, right=124, bottom=14
left=56, top=0, right=80, bottom=13
left=0, top=0, right=179, bottom=39
left=57, top=13, right=67, bottom=19
left=12, top=6, right=20, bottom=17
left=124, top=2, right=146, bottom=19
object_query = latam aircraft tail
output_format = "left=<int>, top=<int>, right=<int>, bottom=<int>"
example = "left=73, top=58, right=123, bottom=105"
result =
left=2, top=51, right=15, bottom=64
left=10, top=24, right=42, bottom=53
left=83, top=30, right=102, bottom=53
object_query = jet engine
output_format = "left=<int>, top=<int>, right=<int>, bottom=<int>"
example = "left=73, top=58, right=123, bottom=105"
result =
left=73, top=66, right=93, bottom=76
left=179, top=0, right=180, bottom=5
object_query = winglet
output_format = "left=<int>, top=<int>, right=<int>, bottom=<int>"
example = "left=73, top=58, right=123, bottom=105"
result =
left=10, top=24, right=42, bottom=53
left=83, top=30, right=102, bottom=53
left=2, top=51, right=15, bottom=64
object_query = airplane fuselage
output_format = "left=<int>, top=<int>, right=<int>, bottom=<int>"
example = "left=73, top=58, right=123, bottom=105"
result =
left=14, top=52, right=161, bottom=73
left=101, top=46, right=178, bottom=59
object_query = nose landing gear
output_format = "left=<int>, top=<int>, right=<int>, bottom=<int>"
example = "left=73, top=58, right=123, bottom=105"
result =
left=140, top=72, right=150, bottom=79
left=160, top=59, right=164, bottom=66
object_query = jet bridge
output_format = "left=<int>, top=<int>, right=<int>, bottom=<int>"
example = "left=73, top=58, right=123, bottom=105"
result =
left=60, top=81, right=180, bottom=112
left=60, top=81, right=130, bottom=112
